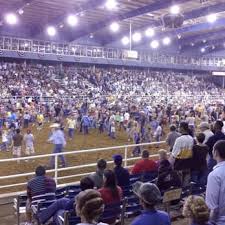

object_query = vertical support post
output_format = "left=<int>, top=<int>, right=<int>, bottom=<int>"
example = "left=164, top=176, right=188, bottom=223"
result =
left=129, top=20, right=132, bottom=51
left=124, top=147, right=128, bottom=168
left=223, top=77, right=225, bottom=88
left=55, top=155, right=58, bottom=185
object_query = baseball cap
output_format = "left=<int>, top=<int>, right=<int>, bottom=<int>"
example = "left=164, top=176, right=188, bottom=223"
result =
left=132, top=181, right=162, bottom=205
left=113, top=154, right=123, bottom=162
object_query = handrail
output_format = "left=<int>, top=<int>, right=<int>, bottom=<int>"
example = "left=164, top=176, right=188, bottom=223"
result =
left=0, top=141, right=165, bottom=190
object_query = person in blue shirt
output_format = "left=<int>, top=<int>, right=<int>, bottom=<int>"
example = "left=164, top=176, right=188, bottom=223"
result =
left=81, top=114, right=90, bottom=135
left=113, top=154, right=130, bottom=187
left=131, top=182, right=171, bottom=225
left=183, top=195, right=213, bottom=225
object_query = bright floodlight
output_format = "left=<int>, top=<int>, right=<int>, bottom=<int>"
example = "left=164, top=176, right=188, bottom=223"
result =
left=67, top=15, right=78, bottom=27
left=201, top=48, right=205, bottom=53
left=110, top=22, right=119, bottom=32
left=145, top=28, right=155, bottom=37
left=170, top=5, right=180, bottom=15
left=121, top=36, right=129, bottom=45
left=18, top=9, right=24, bottom=15
left=105, top=0, right=117, bottom=10
left=5, top=13, right=18, bottom=25
left=132, top=32, right=142, bottom=42
left=47, top=26, right=57, bottom=36
left=163, top=37, right=171, bottom=45
left=207, top=14, right=217, bottom=23
left=150, top=40, right=159, bottom=49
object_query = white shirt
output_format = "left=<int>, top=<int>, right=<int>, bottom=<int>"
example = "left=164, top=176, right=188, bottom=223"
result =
left=203, top=129, right=214, bottom=144
left=124, top=112, right=130, bottom=121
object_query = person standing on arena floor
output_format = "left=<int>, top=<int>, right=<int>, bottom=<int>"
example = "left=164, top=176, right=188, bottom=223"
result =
left=199, top=122, right=214, bottom=144
left=206, top=120, right=225, bottom=172
left=170, top=122, right=194, bottom=187
left=12, top=128, right=23, bottom=163
left=206, top=140, right=225, bottom=225
left=67, top=115, right=76, bottom=140
left=131, top=182, right=171, bottom=225
left=23, top=129, right=35, bottom=157
left=166, top=124, right=180, bottom=152
left=48, top=123, right=66, bottom=168
left=23, top=112, right=30, bottom=128
left=81, top=113, right=90, bottom=135
left=37, top=112, right=44, bottom=130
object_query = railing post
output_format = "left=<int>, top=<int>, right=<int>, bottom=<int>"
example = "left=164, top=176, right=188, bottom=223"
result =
left=55, top=155, right=58, bottom=185
left=124, top=147, right=128, bottom=168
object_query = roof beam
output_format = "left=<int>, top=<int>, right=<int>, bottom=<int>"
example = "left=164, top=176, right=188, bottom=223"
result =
left=68, top=0, right=192, bottom=41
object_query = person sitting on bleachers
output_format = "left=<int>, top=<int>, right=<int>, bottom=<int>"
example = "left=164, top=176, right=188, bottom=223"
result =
left=98, top=170, right=123, bottom=205
left=183, top=195, right=213, bottom=225
left=75, top=189, right=106, bottom=225
left=131, top=182, right=171, bottom=225
left=38, top=176, right=94, bottom=224
left=191, top=133, right=208, bottom=186
left=89, top=159, right=107, bottom=189
left=113, top=154, right=130, bottom=187
left=26, top=165, right=56, bottom=225
left=131, top=150, right=158, bottom=175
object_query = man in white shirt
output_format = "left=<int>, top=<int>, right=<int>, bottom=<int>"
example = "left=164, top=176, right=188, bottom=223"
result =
left=199, top=122, right=214, bottom=144
left=67, top=116, right=76, bottom=140
left=206, top=140, right=225, bottom=225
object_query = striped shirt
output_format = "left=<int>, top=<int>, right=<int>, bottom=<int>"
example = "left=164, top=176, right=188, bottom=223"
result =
left=27, top=175, right=56, bottom=200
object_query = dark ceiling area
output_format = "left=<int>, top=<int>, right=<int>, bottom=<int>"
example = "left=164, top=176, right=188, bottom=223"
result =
left=0, top=0, right=225, bottom=53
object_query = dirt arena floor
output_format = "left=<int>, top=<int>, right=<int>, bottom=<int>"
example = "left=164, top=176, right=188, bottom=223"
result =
left=0, top=124, right=166, bottom=194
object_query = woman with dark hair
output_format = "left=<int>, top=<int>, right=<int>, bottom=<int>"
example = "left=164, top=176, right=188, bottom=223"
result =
left=98, top=170, right=123, bottom=205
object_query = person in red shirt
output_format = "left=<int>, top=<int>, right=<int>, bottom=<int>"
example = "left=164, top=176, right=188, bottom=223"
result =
left=98, top=169, right=123, bottom=204
left=131, top=150, right=158, bottom=175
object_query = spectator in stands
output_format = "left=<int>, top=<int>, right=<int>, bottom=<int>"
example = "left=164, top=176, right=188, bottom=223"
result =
left=166, top=125, right=180, bottom=152
left=131, top=182, right=170, bottom=225
left=89, top=159, right=107, bottom=189
left=113, top=154, right=130, bottom=187
left=206, top=120, right=225, bottom=172
left=26, top=165, right=56, bottom=224
left=183, top=195, right=212, bottom=225
left=199, top=122, right=214, bottom=144
left=191, top=133, right=208, bottom=186
left=131, top=150, right=158, bottom=175
left=206, top=140, right=225, bottom=225
left=75, top=189, right=105, bottom=225
left=38, top=176, right=94, bottom=225
left=12, top=128, right=23, bottom=163
left=157, top=158, right=182, bottom=193
left=170, top=122, right=194, bottom=187
left=98, top=169, right=123, bottom=204
left=48, top=123, right=66, bottom=168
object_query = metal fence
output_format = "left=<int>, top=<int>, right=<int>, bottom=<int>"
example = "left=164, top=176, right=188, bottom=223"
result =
left=0, top=141, right=165, bottom=190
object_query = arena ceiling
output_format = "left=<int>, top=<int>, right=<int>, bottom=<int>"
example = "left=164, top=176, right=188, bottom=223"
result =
left=0, top=0, right=225, bottom=53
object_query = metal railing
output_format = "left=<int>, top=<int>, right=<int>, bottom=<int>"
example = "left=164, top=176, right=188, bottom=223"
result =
left=0, top=141, right=165, bottom=190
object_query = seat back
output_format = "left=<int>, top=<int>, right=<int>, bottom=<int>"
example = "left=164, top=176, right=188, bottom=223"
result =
left=125, top=196, right=142, bottom=217
left=66, top=185, right=81, bottom=199
left=56, top=187, right=67, bottom=199
left=31, top=192, right=56, bottom=206
left=14, top=193, right=27, bottom=225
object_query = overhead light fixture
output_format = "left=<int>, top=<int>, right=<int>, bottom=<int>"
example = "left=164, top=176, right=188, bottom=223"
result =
left=191, top=42, right=195, bottom=46
left=163, top=37, right=171, bottom=45
left=207, top=14, right=217, bottom=23
left=67, top=15, right=78, bottom=27
left=170, top=5, right=180, bottom=15
left=105, top=0, right=117, bottom=10
left=201, top=48, right=205, bottom=53
left=145, top=28, right=155, bottom=37
left=177, top=34, right=181, bottom=39
left=110, top=22, right=119, bottom=32
left=203, top=39, right=207, bottom=43
left=4, top=13, right=18, bottom=25
left=150, top=40, right=159, bottom=49
left=47, top=26, right=57, bottom=36
left=132, top=32, right=142, bottom=42
left=90, top=33, right=94, bottom=38
left=18, top=9, right=24, bottom=15
left=121, top=36, right=129, bottom=45
left=212, top=45, right=215, bottom=50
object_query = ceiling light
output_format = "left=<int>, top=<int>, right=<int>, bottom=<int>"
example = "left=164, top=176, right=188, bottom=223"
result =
left=163, top=37, right=171, bottom=45
left=47, top=26, right=57, bottom=36
left=145, top=28, right=155, bottom=37
left=132, top=32, right=142, bottom=42
left=105, top=0, right=117, bottom=10
left=201, top=48, right=205, bottom=53
left=150, top=40, right=159, bottom=49
left=67, top=15, right=78, bottom=27
left=18, top=9, right=24, bottom=15
left=170, top=5, right=180, bottom=15
left=110, top=22, right=119, bottom=32
left=207, top=14, right=217, bottom=23
left=121, top=36, right=129, bottom=45
left=203, top=39, right=207, bottom=43
left=177, top=34, right=181, bottom=39
left=4, top=13, right=18, bottom=25
left=90, top=33, right=94, bottom=38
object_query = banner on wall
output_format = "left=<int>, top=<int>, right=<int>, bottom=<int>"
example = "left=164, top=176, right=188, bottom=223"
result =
left=123, top=50, right=138, bottom=59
